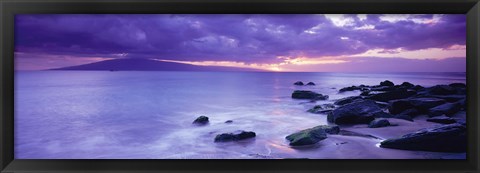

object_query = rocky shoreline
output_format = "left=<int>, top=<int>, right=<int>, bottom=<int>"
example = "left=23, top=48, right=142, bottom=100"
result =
left=191, top=80, right=467, bottom=158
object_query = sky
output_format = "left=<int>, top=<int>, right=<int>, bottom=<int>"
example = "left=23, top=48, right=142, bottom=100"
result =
left=14, top=14, right=466, bottom=72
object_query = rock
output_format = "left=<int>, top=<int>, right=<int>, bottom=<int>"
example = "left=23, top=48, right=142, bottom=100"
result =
left=333, top=96, right=362, bottom=105
left=294, top=81, right=304, bottom=86
left=367, top=89, right=416, bottom=102
left=225, top=120, right=233, bottom=124
left=291, top=90, right=328, bottom=100
left=193, top=116, right=209, bottom=125
left=449, top=83, right=466, bottom=88
left=380, top=123, right=466, bottom=152
left=397, top=108, right=421, bottom=117
left=393, top=114, right=414, bottom=122
left=370, top=86, right=395, bottom=92
left=427, top=85, right=457, bottom=95
left=360, top=91, right=371, bottom=96
left=388, top=98, right=446, bottom=114
left=380, top=80, right=394, bottom=86
left=306, top=82, right=316, bottom=86
left=285, top=126, right=332, bottom=146
left=338, top=130, right=381, bottom=139
left=457, top=98, right=466, bottom=110
left=400, top=82, right=414, bottom=88
left=372, top=111, right=394, bottom=118
left=413, top=85, right=424, bottom=91
left=327, top=100, right=379, bottom=124
left=368, top=119, right=391, bottom=128
left=429, top=102, right=461, bottom=117
left=426, top=116, right=457, bottom=124
left=214, top=130, right=256, bottom=142
left=307, top=104, right=335, bottom=114
left=339, top=86, right=361, bottom=92
left=431, top=95, right=465, bottom=102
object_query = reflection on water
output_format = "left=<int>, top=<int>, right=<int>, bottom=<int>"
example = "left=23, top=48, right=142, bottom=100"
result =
left=14, top=71, right=465, bottom=159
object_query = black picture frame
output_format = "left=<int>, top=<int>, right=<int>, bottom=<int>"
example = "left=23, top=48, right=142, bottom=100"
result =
left=1, top=0, right=479, bottom=172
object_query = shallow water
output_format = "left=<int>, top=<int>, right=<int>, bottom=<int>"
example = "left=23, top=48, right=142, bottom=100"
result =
left=14, top=71, right=466, bottom=159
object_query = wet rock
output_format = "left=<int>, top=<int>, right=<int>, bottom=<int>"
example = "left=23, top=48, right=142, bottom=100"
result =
left=292, top=90, right=328, bottom=100
left=400, top=82, right=414, bottom=88
left=214, top=130, right=256, bottom=142
left=327, top=100, right=379, bottom=124
left=372, top=111, right=394, bottom=118
left=427, top=85, right=457, bottom=95
left=429, top=102, right=461, bottom=117
left=380, top=80, right=394, bottom=87
left=294, top=81, right=304, bottom=86
left=306, top=82, right=316, bottom=86
left=225, top=120, right=233, bottom=124
left=426, top=116, right=457, bottom=124
left=360, top=91, right=371, bottom=96
left=388, top=98, right=446, bottom=114
left=367, top=89, right=416, bottom=102
left=388, top=99, right=414, bottom=115
left=193, top=116, right=209, bottom=125
left=338, top=130, right=381, bottom=139
left=368, top=119, right=391, bottom=128
left=431, top=95, right=465, bottom=102
left=413, top=85, right=424, bottom=91
left=371, top=86, right=395, bottom=92
left=307, top=104, right=335, bottom=114
left=380, top=123, right=466, bottom=152
left=339, top=86, right=361, bottom=92
left=285, top=125, right=335, bottom=146
left=333, top=96, right=362, bottom=105
left=397, top=108, right=421, bottom=117
left=449, top=83, right=466, bottom=88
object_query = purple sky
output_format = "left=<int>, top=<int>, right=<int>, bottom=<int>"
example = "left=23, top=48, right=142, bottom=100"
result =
left=14, top=14, right=466, bottom=72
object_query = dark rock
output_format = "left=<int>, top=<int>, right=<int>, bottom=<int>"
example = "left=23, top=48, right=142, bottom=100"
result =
left=449, top=83, right=466, bottom=88
left=413, top=85, right=425, bottom=91
left=427, top=85, right=457, bottom=95
left=429, top=102, right=461, bottom=117
left=380, top=123, right=466, bottom=152
left=400, top=82, right=414, bottom=88
left=294, top=81, right=304, bottom=86
left=333, top=96, right=362, bottom=105
left=360, top=91, right=371, bottom=96
left=306, top=82, right=316, bottom=86
left=193, top=116, right=209, bottom=125
left=367, top=89, right=416, bottom=102
left=368, top=119, right=391, bottom=128
left=431, top=95, right=465, bottom=102
left=214, top=130, right=256, bottom=142
left=327, top=100, right=380, bottom=124
left=427, top=116, right=457, bottom=124
left=225, top=120, right=233, bottom=124
left=457, top=98, right=466, bottom=110
left=372, top=111, right=394, bottom=118
left=285, top=126, right=333, bottom=146
left=397, top=108, right=421, bottom=117
left=393, top=114, right=414, bottom=122
left=308, top=104, right=335, bottom=114
left=380, top=80, right=394, bottom=87
left=292, top=90, right=328, bottom=100
left=338, top=130, right=381, bottom=139
left=370, top=86, right=396, bottom=92
left=389, top=98, right=446, bottom=114
left=339, top=86, right=361, bottom=92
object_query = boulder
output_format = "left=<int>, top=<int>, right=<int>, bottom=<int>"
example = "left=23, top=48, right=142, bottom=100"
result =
left=327, top=100, right=380, bottom=124
left=367, top=89, right=416, bottom=102
left=214, top=130, right=256, bottom=142
left=307, top=104, right=335, bottom=114
left=429, top=102, right=461, bottom=117
left=291, top=90, right=329, bottom=100
left=380, top=80, right=395, bottom=87
left=225, top=120, right=233, bottom=124
left=388, top=98, right=446, bottom=114
left=334, top=96, right=362, bottom=105
left=413, top=85, right=425, bottom=91
left=427, top=85, right=457, bottom=95
left=285, top=125, right=338, bottom=146
left=193, top=116, right=209, bottom=125
left=306, top=82, right=316, bottom=86
left=368, top=119, right=391, bottom=128
left=339, top=86, right=361, bottom=92
left=370, top=86, right=396, bottom=92
left=388, top=99, right=414, bottom=115
left=426, top=116, right=457, bottom=124
left=372, top=111, right=394, bottom=118
left=400, top=82, right=414, bottom=88
left=397, top=108, right=421, bottom=117
left=294, top=81, right=304, bottom=86
left=360, top=91, right=371, bottom=96
left=431, top=95, right=465, bottom=102
left=380, top=123, right=466, bottom=152
left=449, top=83, right=466, bottom=88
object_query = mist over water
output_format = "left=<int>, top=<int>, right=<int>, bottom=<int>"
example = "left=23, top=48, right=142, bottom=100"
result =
left=14, top=71, right=466, bottom=159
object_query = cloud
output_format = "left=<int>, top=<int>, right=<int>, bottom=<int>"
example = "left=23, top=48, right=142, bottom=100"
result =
left=14, top=14, right=466, bottom=70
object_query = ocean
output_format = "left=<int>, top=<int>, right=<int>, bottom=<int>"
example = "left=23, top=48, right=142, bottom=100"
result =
left=14, top=71, right=466, bottom=159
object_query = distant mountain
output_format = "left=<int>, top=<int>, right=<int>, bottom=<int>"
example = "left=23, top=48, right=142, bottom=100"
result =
left=50, top=58, right=265, bottom=72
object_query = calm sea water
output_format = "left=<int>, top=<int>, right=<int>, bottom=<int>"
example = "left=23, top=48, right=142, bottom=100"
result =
left=14, top=71, right=466, bottom=159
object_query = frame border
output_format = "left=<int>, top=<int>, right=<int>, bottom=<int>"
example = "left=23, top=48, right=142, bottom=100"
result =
left=1, top=0, right=479, bottom=172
